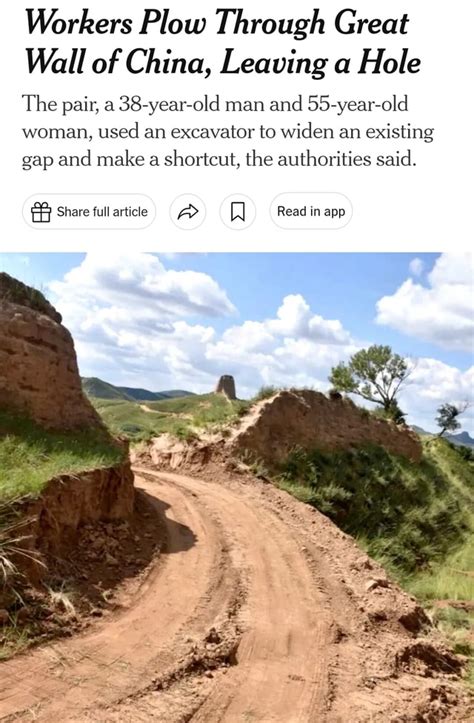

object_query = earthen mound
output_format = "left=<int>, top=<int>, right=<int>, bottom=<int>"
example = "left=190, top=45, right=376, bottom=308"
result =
left=232, top=389, right=422, bottom=464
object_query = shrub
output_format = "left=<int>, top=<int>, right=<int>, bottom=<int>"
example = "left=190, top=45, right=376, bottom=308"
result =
left=252, top=385, right=281, bottom=402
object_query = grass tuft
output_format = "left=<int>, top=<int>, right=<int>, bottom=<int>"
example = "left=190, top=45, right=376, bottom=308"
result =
left=0, top=410, right=124, bottom=503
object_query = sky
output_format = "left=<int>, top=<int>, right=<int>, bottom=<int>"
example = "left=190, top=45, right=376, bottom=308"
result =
left=1, top=251, right=473, bottom=433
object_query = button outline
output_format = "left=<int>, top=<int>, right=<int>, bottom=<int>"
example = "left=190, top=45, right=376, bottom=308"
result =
left=220, top=193, right=256, bottom=231
left=170, top=193, right=206, bottom=231
left=270, top=192, right=353, bottom=230
left=23, top=193, right=156, bottom=231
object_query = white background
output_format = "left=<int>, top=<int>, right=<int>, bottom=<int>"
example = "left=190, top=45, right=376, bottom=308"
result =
left=1, top=1, right=473, bottom=251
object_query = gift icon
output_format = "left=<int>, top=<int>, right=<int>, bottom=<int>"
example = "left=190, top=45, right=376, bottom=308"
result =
left=31, top=201, right=52, bottom=223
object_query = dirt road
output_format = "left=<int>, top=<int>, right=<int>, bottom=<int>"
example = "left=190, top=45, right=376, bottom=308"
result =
left=0, top=467, right=470, bottom=721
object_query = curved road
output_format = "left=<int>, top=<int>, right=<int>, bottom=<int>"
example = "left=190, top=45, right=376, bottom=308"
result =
left=0, top=468, right=468, bottom=722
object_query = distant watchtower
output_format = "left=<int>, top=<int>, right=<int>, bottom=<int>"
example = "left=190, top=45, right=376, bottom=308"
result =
left=215, top=375, right=237, bottom=400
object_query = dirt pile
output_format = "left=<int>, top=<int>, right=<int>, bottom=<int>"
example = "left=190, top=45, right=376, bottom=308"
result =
left=0, top=273, right=100, bottom=429
left=133, top=433, right=220, bottom=471
left=232, top=389, right=422, bottom=464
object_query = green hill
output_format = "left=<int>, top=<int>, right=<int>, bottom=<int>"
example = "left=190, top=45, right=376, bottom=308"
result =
left=93, top=393, right=249, bottom=441
left=82, top=377, right=132, bottom=401
left=447, top=431, right=474, bottom=449
left=278, top=438, right=473, bottom=576
left=82, top=377, right=194, bottom=403
left=116, top=386, right=193, bottom=402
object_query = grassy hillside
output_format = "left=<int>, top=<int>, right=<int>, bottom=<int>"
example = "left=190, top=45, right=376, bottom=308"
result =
left=277, top=437, right=473, bottom=675
left=278, top=438, right=472, bottom=576
left=403, top=441, right=473, bottom=600
left=82, top=377, right=194, bottom=403
left=117, top=387, right=194, bottom=401
left=94, top=393, right=249, bottom=441
left=82, top=377, right=132, bottom=401
left=0, top=410, right=123, bottom=502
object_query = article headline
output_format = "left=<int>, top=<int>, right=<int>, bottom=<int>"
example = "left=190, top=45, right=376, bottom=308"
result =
left=25, top=7, right=421, bottom=80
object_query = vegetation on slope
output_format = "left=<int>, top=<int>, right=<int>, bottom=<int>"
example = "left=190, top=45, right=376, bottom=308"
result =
left=0, top=272, right=60, bottom=323
left=0, top=410, right=124, bottom=502
left=94, top=393, right=250, bottom=441
left=82, top=376, right=194, bottom=403
left=278, top=438, right=472, bottom=575
left=82, top=377, right=133, bottom=402
left=277, top=437, right=473, bottom=679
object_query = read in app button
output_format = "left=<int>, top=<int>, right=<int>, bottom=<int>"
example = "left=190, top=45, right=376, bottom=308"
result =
left=271, top=193, right=352, bottom=230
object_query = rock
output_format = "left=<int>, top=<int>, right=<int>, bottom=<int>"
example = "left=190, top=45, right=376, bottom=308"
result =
left=365, top=578, right=390, bottom=593
left=205, top=627, right=221, bottom=644
left=105, top=553, right=119, bottom=567
left=399, top=606, right=431, bottom=633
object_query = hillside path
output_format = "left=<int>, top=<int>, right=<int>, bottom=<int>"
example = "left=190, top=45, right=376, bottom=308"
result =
left=0, top=467, right=470, bottom=722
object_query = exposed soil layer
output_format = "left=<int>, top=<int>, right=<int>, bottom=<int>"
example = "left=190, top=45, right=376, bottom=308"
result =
left=0, top=291, right=100, bottom=430
left=0, top=465, right=471, bottom=722
left=0, top=490, right=165, bottom=653
left=231, top=389, right=422, bottom=464
left=7, top=461, right=135, bottom=585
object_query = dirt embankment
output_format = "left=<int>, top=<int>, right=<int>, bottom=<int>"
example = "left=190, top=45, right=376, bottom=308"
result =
left=11, top=460, right=135, bottom=582
left=135, top=389, right=422, bottom=473
left=0, top=275, right=136, bottom=606
left=232, top=389, right=422, bottom=464
left=0, top=465, right=470, bottom=722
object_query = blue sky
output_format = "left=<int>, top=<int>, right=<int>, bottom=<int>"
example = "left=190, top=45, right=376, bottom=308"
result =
left=1, top=252, right=472, bottom=432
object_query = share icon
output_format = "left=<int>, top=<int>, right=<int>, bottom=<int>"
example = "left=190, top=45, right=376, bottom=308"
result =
left=170, top=194, right=206, bottom=230
left=177, top=203, right=200, bottom=221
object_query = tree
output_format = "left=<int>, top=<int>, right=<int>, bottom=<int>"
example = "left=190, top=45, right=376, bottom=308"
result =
left=329, top=345, right=411, bottom=413
left=435, top=402, right=469, bottom=438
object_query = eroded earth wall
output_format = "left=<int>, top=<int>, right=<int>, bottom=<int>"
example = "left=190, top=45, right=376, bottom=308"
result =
left=233, top=390, right=422, bottom=464
left=0, top=274, right=100, bottom=430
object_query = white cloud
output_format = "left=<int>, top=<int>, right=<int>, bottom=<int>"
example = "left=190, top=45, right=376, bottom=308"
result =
left=50, top=252, right=236, bottom=324
left=205, top=295, right=357, bottom=394
left=268, top=294, right=352, bottom=344
left=408, top=257, right=424, bottom=277
left=399, top=359, right=474, bottom=432
left=376, top=253, right=474, bottom=352
left=49, top=258, right=357, bottom=399
left=46, top=254, right=474, bottom=434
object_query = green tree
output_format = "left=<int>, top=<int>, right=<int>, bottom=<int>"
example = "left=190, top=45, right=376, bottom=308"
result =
left=329, top=345, right=410, bottom=413
left=435, top=402, right=469, bottom=438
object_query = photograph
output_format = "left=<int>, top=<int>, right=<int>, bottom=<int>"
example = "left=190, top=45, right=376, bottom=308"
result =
left=0, top=252, right=472, bottom=720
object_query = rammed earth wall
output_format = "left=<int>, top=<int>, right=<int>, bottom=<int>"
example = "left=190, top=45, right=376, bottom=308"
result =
left=0, top=294, right=100, bottom=430
left=233, top=390, right=422, bottom=464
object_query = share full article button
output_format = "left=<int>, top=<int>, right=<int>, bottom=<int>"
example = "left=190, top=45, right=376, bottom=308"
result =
left=23, top=194, right=156, bottom=230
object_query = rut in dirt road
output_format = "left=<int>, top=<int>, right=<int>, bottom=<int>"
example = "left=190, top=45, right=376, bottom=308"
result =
left=0, top=467, right=470, bottom=722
